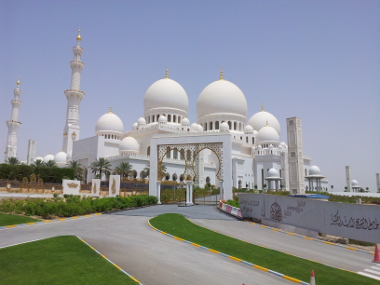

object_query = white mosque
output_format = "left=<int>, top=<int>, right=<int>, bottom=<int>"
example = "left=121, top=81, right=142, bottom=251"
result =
left=5, top=30, right=329, bottom=192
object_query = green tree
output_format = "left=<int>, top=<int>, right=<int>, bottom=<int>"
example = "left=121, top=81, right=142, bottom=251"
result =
left=90, top=158, right=111, bottom=180
left=5, top=157, right=19, bottom=165
left=45, top=160, right=57, bottom=168
left=68, top=160, right=84, bottom=181
left=143, top=163, right=167, bottom=178
left=114, top=162, right=133, bottom=178
left=30, top=159, right=45, bottom=167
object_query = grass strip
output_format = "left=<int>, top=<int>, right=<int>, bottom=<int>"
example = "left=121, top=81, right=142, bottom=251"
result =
left=0, top=212, right=40, bottom=226
left=0, top=236, right=139, bottom=285
left=150, top=213, right=377, bottom=285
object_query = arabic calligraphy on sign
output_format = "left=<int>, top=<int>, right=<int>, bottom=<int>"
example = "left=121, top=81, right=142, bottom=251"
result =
left=330, top=210, right=379, bottom=231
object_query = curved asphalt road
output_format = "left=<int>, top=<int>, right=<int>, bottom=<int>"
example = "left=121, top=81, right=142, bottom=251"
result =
left=1, top=205, right=289, bottom=285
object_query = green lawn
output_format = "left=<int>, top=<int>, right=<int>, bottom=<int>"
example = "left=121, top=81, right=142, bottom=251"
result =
left=0, top=236, right=139, bottom=285
left=0, top=212, right=40, bottom=226
left=150, top=213, right=377, bottom=285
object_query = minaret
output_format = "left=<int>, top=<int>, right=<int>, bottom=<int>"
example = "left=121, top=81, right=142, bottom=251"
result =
left=4, top=77, right=22, bottom=161
left=61, top=28, right=85, bottom=158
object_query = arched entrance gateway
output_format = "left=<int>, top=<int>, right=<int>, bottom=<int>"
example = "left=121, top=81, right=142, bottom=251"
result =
left=149, top=133, right=233, bottom=205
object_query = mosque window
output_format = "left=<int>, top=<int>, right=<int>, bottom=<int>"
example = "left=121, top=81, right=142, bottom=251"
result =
left=147, top=146, right=150, bottom=156
left=168, top=114, right=171, bottom=122
left=215, top=121, right=219, bottom=130
left=252, top=138, right=254, bottom=144
left=178, top=117, right=181, bottom=123
left=173, top=150, right=178, bottom=159
left=156, top=115, right=159, bottom=121
left=234, top=122, right=237, bottom=130
left=173, top=115, right=176, bottom=123
left=204, top=123, right=207, bottom=131
left=228, top=121, right=232, bottom=130
left=246, top=137, right=248, bottom=143
left=165, top=173, right=170, bottom=180
left=209, top=121, right=213, bottom=130
left=152, top=116, right=155, bottom=123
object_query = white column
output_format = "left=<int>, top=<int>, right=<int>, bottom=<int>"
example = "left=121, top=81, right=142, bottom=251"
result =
left=186, top=181, right=194, bottom=206
left=156, top=181, right=161, bottom=204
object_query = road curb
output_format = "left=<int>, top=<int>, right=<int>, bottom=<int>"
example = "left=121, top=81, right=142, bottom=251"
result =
left=148, top=218, right=309, bottom=285
left=0, top=213, right=102, bottom=230
left=78, top=236, right=143, bottom=285
left=246, top=221, right=374, bottom=256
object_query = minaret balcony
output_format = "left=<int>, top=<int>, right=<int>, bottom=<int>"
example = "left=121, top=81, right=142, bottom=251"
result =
left=64, top=89, right=85, bottom=100
left=70, top=60, right=84, bottom=69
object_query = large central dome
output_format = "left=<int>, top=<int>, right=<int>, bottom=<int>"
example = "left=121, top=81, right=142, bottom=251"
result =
left=197, top=79, right=247, bottom=122
left=144, top=77, right=188, bottom=114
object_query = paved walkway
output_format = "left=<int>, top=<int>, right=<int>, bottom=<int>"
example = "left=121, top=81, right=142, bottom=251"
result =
left=113, top=204, right=238, bottom=220
left=0, top=205, right=289, bottom=285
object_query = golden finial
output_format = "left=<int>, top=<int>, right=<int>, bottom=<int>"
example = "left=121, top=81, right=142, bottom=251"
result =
left=219, top=66, right=224, bottom=80
left=76, top=28, right=82, bottom=42
left=109, top=107, right=113, bottom=113
left=165, top=66, right=169, bottom=78
left=261, top=103, right=264, bottom=112
left=16, top=76, right=21, bottom=86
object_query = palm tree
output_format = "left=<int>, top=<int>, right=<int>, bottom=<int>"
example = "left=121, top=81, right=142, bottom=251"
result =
left=31, top=159, right=45, bottom=167
left=90, top=158, right=112, bottom=180
left=143, top=162, right=167, bottom=178
left=45, top=160, right=57, bottom=167
left=114, top=162, right=132, bottom=178
left=5, top=157, right=19, bottom=165
left=68, top=160, right=84, bottom=181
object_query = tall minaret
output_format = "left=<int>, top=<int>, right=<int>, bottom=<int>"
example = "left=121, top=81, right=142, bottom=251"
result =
left=61, top=29, right=85, bottom=159
left=4, top=77, right=22, bottom=161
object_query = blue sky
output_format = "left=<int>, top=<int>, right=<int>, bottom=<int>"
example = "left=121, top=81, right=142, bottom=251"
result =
left=1, top=0, right=379, bottom=191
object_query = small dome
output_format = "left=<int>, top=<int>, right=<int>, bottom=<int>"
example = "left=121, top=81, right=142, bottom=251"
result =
left=132, top=122, right=138, bottom=130
left=54, top=151, right=67, bottom=164
left=244, top=125, right=253, bottom=133
left=253, top=130, right=258, bottom=136
left=248, top=108, right=280, bottom=134
left=257, top=145, right=262, bottom=149
left=280, top=142, right=287, bottom=148
left=181, top=118, right=190, bottom=126
left=268, top=168, right=280, bottom=178
left=309, top=165, right=321, bottom=176
left=137, top=117, right=146, bottom=125
left=190, top=123, right=199, bottom=131
left=256, top=125, right=280, bottom=145
left=158, top=115, right=167, bottom=123
left=35, top=156, right=43, bottom=162
left=352, top=180, right=359, bottom=186
left=197, top=79, right=247, bottom=121
left=220, top=122, right=230, bottom=132
left=44, top=153, right=55, bottom=162
left=144, top=78, right=188, bottom=114
left=120, top=137, right=139, bottom=153
left=95, top=109, right=124, bottom=134
left=198, top=124, right=204, bottom=132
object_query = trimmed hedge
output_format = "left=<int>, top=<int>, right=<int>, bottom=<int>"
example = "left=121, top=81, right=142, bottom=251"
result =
left=0, top=164, right=74, bottom=183
left=0, top=195, right=158, bottom=219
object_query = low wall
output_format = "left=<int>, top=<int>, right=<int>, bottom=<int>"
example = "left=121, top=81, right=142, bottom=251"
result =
left=218, top=200, right=243, bottom=219
left=238, top=193, right=380, bottom=244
